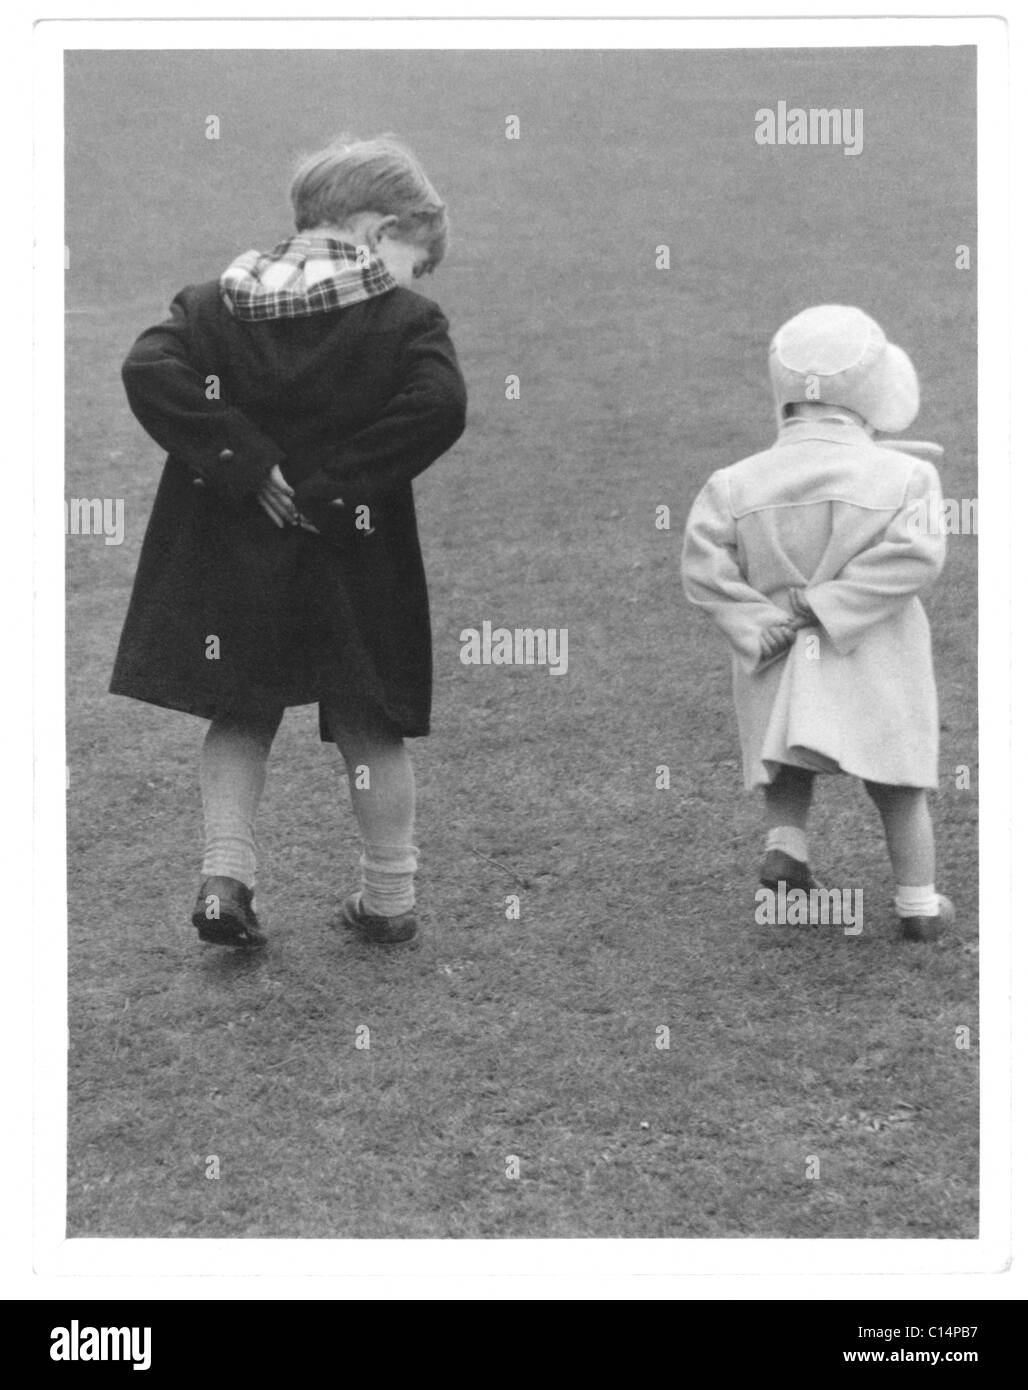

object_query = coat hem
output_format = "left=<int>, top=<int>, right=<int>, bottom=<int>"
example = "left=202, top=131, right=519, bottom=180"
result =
left=108, top=682, right=429, bottom=741
left=749, top=752, right=938, bottom=792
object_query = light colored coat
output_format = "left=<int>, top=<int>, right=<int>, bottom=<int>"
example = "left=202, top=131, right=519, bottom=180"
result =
left=682, top=418, right=946, bottom=789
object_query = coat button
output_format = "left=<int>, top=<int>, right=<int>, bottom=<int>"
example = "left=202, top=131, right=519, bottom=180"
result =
left=219, top=448, right=235, bottom=462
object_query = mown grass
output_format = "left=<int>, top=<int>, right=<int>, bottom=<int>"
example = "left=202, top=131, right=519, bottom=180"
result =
left=65, top=46, right=977, bottom=1238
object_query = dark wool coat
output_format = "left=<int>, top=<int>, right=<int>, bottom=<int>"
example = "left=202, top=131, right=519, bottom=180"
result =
left=110, top=282, right=467, bottom=738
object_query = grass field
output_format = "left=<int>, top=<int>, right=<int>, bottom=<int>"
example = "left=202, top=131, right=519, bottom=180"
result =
left=64, top=47, right=978, bottom=1238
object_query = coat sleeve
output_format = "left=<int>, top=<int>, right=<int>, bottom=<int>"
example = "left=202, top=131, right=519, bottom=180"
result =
left=681, top=469, right=795, bottom=674
left=121, top=288, right=287, bottom=504
left=802, top=460, right=947, bottom=654
left=290, top=302, right=467, bottom=506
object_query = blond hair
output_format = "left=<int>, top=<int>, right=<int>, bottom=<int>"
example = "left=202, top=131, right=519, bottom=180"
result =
left=291, top=134, right=449, bottom=269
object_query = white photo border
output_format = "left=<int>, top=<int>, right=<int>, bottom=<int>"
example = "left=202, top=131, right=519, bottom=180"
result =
left=31, top=9, right=1012, bottom=1291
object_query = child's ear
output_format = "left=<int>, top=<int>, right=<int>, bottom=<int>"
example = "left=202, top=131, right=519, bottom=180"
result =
left=369, top=214, right=400, bottom=245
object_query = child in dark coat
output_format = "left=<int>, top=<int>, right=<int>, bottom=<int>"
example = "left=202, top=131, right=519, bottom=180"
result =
left=111, top=135, right=467, bottom=947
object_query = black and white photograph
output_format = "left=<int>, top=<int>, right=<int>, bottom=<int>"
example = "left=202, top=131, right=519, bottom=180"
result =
left=18, top=2, right=1020, bottom=1316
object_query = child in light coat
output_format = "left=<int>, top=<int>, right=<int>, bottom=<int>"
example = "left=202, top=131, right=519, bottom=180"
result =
left=682, top=305, right=953, bottom=941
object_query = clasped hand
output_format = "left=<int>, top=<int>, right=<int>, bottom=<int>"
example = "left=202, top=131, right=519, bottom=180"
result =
left=256, top=465, right=320, bottom=533
left=758, top=587, right=818, bottom=660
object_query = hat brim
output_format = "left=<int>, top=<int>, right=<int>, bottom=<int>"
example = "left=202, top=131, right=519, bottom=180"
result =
left=863, top=342, right=920, bottom=433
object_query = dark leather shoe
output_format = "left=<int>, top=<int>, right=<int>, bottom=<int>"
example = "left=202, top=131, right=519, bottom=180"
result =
left=192, top=876, right=266, bottom=949
left=759, top=848, right=822, bottom=892
left=337, top=892, right=418, bottom=944
left=898, top=893, right=954, bottom=943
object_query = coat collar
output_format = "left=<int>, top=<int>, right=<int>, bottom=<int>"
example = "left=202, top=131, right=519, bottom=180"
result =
left=220, top=235, right=396, bottom=321
left=773, top=417, right=874, bottom=448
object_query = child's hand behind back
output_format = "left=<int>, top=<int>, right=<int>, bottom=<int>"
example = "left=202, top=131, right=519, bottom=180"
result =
left=759, top=622, right=798, bottom=661
left=788, top=587, right=818, bottom=625
left=255, top=465, right=320, bottom=532
left=256, top=464, right=299, bottom=528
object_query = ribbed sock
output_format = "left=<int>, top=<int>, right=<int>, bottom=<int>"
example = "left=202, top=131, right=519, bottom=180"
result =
left=894, top=884, right=940, bottom=918
left=360, top=841, right=419, bottom=917
left=200, top=716, right=279, bottom=891
left=765, top=826, right=809, bottom=863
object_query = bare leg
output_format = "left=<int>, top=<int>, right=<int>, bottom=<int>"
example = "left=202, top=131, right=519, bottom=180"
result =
left=763, top=764, right=815, bottom=831
left=863, top=780, right=935, bottom=885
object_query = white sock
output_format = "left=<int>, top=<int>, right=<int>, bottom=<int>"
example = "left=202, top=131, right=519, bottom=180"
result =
left=894, top=884, right=940, bottom=917
left=765, top=826, right=809, bottom=863
left=360, top=841, right=419, bottom=917
left=200, top=717, right=278, bottom=890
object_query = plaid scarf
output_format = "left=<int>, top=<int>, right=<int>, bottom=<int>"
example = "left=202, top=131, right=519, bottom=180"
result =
left=220, top=235, right=396, bottom=321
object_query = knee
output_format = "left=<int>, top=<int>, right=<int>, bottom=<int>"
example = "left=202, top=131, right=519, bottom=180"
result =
left=772, top=765, right=815, bottom=794
left=864, top=781, right=924, bottom=812
left=863, top=779, right=897, bottom=811
left=330, top=716, right=404, bottom=769
left=326, top=699, right=403, bottom=753
left=209, top=708, right=282, bottom=749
